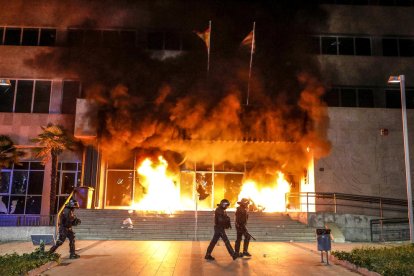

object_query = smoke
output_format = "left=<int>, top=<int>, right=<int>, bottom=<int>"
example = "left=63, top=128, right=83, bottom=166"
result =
left=26, top=0, right=331, bottom=179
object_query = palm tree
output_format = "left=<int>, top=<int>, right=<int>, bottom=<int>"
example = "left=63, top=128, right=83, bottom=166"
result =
left=0, top=135, right=25, bottom=184
left=31, top=123, right=77, bottom=217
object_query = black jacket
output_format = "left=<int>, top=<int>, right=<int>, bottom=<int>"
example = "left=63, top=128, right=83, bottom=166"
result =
left=214, top=206, right=231, bottom=229
left=60, top=207, right=77, bottom=228
left=235, top=206, right=249, bottom=230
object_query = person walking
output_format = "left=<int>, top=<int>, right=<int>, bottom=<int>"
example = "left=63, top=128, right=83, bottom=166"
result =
left=235, top=198, right=251, bottom=257
left=205, top=199, right=238, bottom=261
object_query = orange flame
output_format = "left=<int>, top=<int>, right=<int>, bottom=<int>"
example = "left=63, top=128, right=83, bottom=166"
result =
left=238, top=172, right=291, bottom=212
left=132, top=156, right=181, bottom=213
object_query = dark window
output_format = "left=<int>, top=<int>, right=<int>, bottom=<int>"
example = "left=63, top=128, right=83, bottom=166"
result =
left=341, top=88, right=357, bottom=107
left=33, top=81, right=51, bottom=113
left=0, top=28, right=3, bottom=44
left=321, top=37, right=337, bottom=55
left=67, top=29, right=83, bottom=46
left=22, top=28, right=39, bottom=46
left=353, top=0, right=370, bottom=4
left=62, top=81, right=80, bottom=114
left=338, top=37, right=354, bottom=55
left=395, top=0, right=411, bottom=5
left=0, top=172, right=10, bottom=193
left=358, top=89, right=374, bottom=107
left=148, top=32, right=164, bottom=50
left=62, top=163, right=77, bottom=170
left=9, top=196, right=25, bottom=214
left=4, top=28, right=21, bottom=45
left=14, top=162, right=29, bottom=170
left=406, top=89, right=414, bottom=109
left=0, top=80, right=15, bottom=112
left=181, top=33, right=198, bottom=51
left=355, top=38, right=371, bottom=56
left=120, top=31, right=136, bottom=48
left=39, top=29, right=56, bottom=46
left=382, top=38, right=399, bottom=56
left=399, top=39, right=414, bottom=57
left=25, top=196, right=41, bottom=214
left=28, top=171, right=44, bottom=195
left=15, top=80, right=34, bottom=113
left=30, top=162, right=45, bottom=170
left=102, top=30, right=120, bottom=48
left=84, top=30, right=101, bottom=47
left=61, top=173, right=76, bottom=194
left=324, top=88, right=340, bottom=106
left=11, top=171, right=28, bottom=194
left=0, top=196, right=9, bottom=214
left=165, top=32, right=180, bottom=50
left=385, top=89, right=401, bottom=108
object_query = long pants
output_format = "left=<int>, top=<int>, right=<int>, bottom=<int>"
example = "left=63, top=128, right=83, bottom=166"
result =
left=206, top=225, right=235, bottom=257
left=235, top=228, right=250, bottom=253
left=49, top=227, right=76, bottom=255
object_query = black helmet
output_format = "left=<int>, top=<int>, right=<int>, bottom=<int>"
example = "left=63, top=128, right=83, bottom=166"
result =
left=237, top=198, right=250, bottom=206
left=217, top=199, right=230, bottom=209
left=66, top=199, right=79, bottom=208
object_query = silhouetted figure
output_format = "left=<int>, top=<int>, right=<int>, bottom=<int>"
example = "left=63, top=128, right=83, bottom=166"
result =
left=235, top=198, right=251, bottom=257
left=49, top=199, right=81, bottom=259
left=205, top=199, right=238, bottom=261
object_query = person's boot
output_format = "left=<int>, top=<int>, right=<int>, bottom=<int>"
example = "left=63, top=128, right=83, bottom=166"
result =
left=243, top=251, right=252, bottom=257
left=70, top=253, right=80, bottom=259
left=205, top=254, right=215, bottom=261
left=232, top=252, right=239, bottom=260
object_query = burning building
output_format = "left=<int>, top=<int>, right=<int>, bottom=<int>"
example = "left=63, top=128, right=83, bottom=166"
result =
left=0, top=1, right=413, bottom=219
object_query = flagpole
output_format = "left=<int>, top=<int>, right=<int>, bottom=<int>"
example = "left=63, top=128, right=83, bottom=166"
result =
left=207, top=20, right=211, bottom=73
left=246, top=22, right=255, bottom=106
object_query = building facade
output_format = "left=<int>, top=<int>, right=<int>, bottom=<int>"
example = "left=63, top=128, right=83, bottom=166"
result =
left=0, top=1, right=413, bottom=217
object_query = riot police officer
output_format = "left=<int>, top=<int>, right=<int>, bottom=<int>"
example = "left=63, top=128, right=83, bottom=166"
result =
left=235, top=198, right=251, bottom=257
left=49, top=199, right=81, bottom=259
left=205, top=199, right=238, bottom=261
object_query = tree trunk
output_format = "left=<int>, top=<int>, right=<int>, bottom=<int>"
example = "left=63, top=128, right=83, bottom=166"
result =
left=49, top=152, right=58, bottom=217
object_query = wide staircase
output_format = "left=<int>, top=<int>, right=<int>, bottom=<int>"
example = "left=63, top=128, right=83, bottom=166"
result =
left=75, top=210, right=316, bottom=241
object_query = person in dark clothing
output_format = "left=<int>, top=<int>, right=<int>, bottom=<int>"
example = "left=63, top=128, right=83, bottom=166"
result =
left=205, top=199, right=238, bottom=261
left=235, top=198, right=251, bottom=257
left=49, top=199, right=81, bottom=259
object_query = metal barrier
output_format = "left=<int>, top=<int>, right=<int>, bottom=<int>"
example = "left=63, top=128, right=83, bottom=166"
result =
left=370, top=218, right=410, bottom=242
left=286, top=192, right=411, bottom=217
left=0, top=215, right=54, bottom=226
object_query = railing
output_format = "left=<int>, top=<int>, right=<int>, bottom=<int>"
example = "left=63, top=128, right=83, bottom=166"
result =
left=0, top=215, right=54, bottom=226
left=370, top=218, right=409, bottom=242
left=286, top=192, right=412, bottom=217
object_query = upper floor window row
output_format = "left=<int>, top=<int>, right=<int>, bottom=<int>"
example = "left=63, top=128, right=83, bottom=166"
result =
left=324, top=87, right=375, bottom=108
left=318, top=0, right=414, bottom=6
left=67, top=29, right=197, bottom=51
left=382, top=38, right=414, bottom=57
left=311, top=36, right=372, bottom=56
left=0, top=27, right=56, bottom=46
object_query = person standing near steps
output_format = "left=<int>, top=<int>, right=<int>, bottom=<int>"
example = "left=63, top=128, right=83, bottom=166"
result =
left=205, top=199, right=238, bottom=261
left=235, top=198, right=252, bottom=257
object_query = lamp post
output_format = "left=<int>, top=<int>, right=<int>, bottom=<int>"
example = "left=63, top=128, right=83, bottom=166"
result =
left=388, top=74, right=414, bottom=243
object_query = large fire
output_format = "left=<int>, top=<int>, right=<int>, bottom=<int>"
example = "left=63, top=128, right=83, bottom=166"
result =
left=131, top=156, right=306, bottom=213
left=237, top=172, right=291, bottom=212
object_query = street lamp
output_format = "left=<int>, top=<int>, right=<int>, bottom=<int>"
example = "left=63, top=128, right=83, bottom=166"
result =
left=388, top=74, right=414, bottom=243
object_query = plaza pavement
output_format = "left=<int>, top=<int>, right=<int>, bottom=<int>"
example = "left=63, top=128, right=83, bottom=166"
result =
left=0, top=240, right=403, bottom=276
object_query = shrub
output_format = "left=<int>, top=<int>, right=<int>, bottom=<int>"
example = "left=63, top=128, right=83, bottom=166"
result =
left=0, top=247, right=60, bottom=276
left=332, top=244, right=414, bottom=276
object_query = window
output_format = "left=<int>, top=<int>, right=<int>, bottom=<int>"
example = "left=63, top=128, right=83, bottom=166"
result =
left=39, top=29, right=56, bottom=46
left=62, top=81, right=81, bottom=114
left=324, top=88, right=340, bottom=106
left=358, top=89, right=374, bottom=107
left=15, top=80, right=34, bottom=113
left=0, top=162, right=44, bottom=215
left=165, top=32, right=181, bottom=50
left=4, top=28, right=21, bottom=45
left=67, top=29, right=83, bottom=46
left=102, top=30, right=120, bottom=48
left=120, top=31, right=136, bottom=48
left=355, top=38, right=371, bottom=56
left=382, top=38, right=399, bottom=56
left=341, top=88, right=357, bottom=107
left=56, top=162, right=82, bottom=212
left=33, top=81, right=51, bottom=113
left=399, top=39, right=414, bottom=57
left=386, top=89, right=402, bottom=108
left=321, top=37, right=337, bottom=55
left=338, top=37, right=354, bottom=55
left=148, top=32, right=164, bottom=50
left=22, top=29, right=39, bottom=46
left=0, top=80, right=15, bottom=112
left=318, top=36, right=371, bottom=56
left=84, top=30, right=101, bottom=47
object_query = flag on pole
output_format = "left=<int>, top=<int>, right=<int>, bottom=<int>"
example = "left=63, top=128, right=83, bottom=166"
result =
left=194, top=20, right=212, bottom=72
left=195, top=25, right=211, bottom=50
left=241, top=29, right=255, bottom=53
